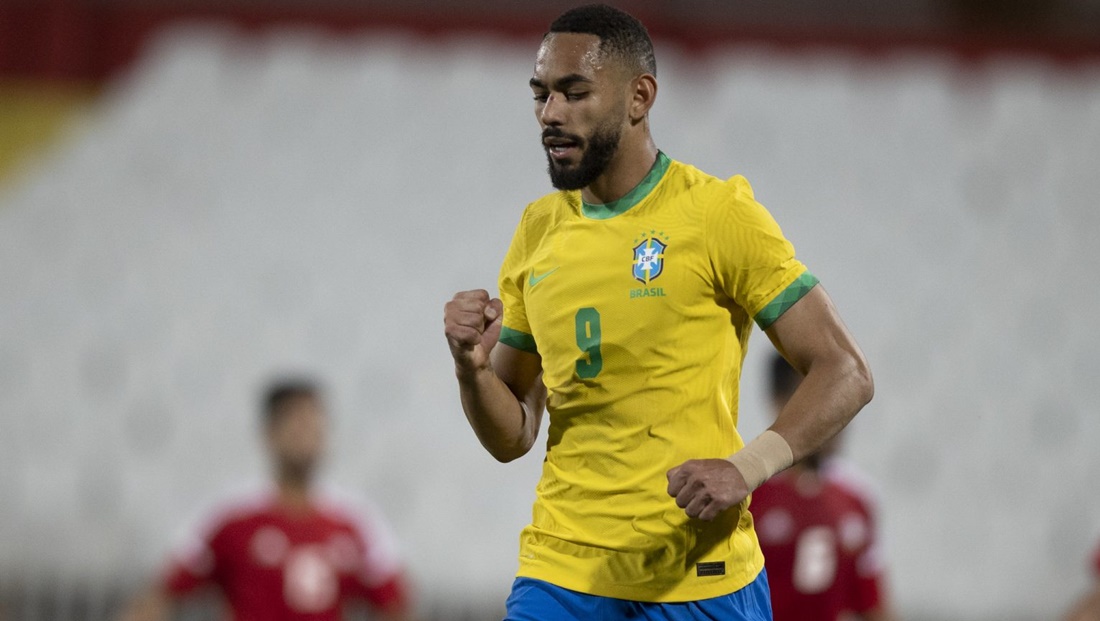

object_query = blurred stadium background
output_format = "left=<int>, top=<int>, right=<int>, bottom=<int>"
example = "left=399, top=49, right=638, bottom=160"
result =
left=2, top=0, right=1100, bottom=619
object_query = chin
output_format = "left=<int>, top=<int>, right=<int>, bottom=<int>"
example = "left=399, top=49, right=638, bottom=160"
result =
left=550, top=161, right=579, bottom=175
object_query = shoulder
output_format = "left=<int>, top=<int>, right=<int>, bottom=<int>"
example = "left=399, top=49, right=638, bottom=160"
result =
left=165, top=484, right=274, bottom=563
left=505, top=190, right=578, bottom=252
left=661, top=159, right=756, bottom=206
left=822, top=458, right=881, bottom=511
left=525, top=190, right=578, bottom=223
left=663, top=160, right=779, bottom=244
left=313, top=485, right=406, bottom=578
left=312, top=485, right=396, bottom=538
left=192, top=485, right=275, bottom=534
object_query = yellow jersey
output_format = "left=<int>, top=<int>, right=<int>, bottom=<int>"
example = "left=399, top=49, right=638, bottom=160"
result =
left=498, top=152, right=817, bottom=602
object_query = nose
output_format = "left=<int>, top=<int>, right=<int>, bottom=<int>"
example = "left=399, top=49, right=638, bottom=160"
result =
left=539, top=92, right=565, bottom=127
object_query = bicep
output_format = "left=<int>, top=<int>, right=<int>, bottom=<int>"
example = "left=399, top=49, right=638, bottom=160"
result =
left=763, top=285, right=866, bottom=376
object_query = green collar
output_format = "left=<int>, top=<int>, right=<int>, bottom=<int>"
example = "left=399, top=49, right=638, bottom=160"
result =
left=581, top=151, right=671, bottom=220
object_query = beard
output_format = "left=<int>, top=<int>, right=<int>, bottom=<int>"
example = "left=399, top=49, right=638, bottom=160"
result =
left=544, top=119, right=623, bottom=191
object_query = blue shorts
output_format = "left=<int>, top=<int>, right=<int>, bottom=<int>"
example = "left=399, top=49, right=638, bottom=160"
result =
left=504, top=569, right=772, bottom=621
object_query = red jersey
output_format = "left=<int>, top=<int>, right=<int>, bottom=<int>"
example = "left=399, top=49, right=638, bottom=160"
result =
left=823, top=457, right=887, bottom=609
left=162, top=489, right=409, bottom=621
left=751, top=466, right=882, bottom=621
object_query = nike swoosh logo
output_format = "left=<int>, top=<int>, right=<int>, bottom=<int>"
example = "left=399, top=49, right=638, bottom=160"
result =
left=528, top=268, right=559, bottom=288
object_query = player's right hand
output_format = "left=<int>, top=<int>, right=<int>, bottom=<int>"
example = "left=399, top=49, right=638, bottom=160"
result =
left=444, top=289, right=504, bottom=376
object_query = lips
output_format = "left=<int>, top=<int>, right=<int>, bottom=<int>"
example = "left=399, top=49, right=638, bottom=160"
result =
left=547, top=144, right=578, bottom=160
left=543, top=134, right=582, bottom=161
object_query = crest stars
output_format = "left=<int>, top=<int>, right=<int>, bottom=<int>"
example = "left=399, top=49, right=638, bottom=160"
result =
left=632, top=230, right=670, bottom=245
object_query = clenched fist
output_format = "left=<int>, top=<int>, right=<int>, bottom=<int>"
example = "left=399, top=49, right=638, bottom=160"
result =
left=666, top=459, right=750, bottom=522
left=444, top=289, right=504, bottom=376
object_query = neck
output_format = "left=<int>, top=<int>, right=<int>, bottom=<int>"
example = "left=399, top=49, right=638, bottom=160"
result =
left=275, top=471, right=312, bottom=511
left=581, top=134, right=658, bottom=205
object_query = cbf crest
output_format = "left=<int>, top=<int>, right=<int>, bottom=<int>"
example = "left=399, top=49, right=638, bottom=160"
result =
left=632, top=231, right=670, bottom=284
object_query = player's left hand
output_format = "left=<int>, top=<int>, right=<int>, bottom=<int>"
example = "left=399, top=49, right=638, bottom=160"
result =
left=667, top=459, right=750, bottom=522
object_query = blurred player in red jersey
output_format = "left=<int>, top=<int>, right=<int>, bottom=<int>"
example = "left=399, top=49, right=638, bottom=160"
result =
left=1064, top=540, right=1100, bottom=620
left=751, top=354, right=898, bottom=621
left=121, top=378, right=415, bottom=621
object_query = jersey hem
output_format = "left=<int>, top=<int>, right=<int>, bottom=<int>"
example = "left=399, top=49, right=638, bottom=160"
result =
left=514, top=561, right=765, bottom=603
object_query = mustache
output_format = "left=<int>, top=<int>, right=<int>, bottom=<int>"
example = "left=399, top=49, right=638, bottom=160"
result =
left=542, top=127, right=584, bottom=144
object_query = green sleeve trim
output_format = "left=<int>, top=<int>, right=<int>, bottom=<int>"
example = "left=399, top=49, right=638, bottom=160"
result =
left=499, top=326, right=538, bottom=354
left=755, top=271, right=820, bottom=330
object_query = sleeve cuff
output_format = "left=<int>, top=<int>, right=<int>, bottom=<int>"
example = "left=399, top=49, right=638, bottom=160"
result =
left=499, top=326, right=538, bottom=354
left=754, top=271, right=819, bottom=330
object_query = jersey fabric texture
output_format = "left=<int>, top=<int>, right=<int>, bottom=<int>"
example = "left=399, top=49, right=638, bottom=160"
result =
left=751, top=468, right=880, bottom=621
left=162, top=489, right=408, bottom=620
left=497, top=152, right=817, bottom=602
left=504, top=571, right=772, bottom=621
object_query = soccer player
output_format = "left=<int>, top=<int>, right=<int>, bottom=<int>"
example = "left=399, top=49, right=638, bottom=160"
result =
left=1064, top=540, right=1100, bottom=620
left=442, top=4, right=874, bottom=620
left=120, top=379, right=414, bottom=621
left=752, top=354, right=898, bottom=621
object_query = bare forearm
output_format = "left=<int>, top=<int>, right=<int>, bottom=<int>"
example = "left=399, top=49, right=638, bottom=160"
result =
left=119, top=587, right=172, bottom=621
left=771, top=348, right=873, bottom=462
left=457, top=366, right=538, bottom=462
left=445, top=291, right=543, bottom=462
left=1065, top=585, right=1100, bottom=621
left=859, top=606, right=900, bottom=621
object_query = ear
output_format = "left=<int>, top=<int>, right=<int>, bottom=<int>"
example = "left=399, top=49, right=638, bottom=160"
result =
left=628, top=73, right=657, bottom=122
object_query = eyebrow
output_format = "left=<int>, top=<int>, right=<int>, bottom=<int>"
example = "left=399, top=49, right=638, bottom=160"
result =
left=529, top=73, right=594, bottom=90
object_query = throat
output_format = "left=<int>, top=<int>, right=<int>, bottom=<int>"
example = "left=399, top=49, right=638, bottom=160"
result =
left=580, top=150, right=669, bottom=220
left=276, top=483, right=312, bottom=513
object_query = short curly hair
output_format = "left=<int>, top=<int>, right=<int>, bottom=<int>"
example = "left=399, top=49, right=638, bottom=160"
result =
left=547, top=4, right=656, bottom=76
left=262, top=377, right=321, bottom=428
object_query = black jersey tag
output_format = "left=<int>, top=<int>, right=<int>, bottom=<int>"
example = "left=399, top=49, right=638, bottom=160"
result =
left=696, top=562, right=726, bottom=577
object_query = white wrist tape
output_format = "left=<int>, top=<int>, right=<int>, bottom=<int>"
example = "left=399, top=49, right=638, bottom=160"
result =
left=728, top=430, right=794, bottom=492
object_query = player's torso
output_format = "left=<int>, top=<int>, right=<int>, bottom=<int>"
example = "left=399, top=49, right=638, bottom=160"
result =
left=217, top=508, right=363, bottom=620
left=514, top=159, right=763, bottom=601
left=523, top=171, right=748, bottom=476
left=753, top=473, right=871, bottom=621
